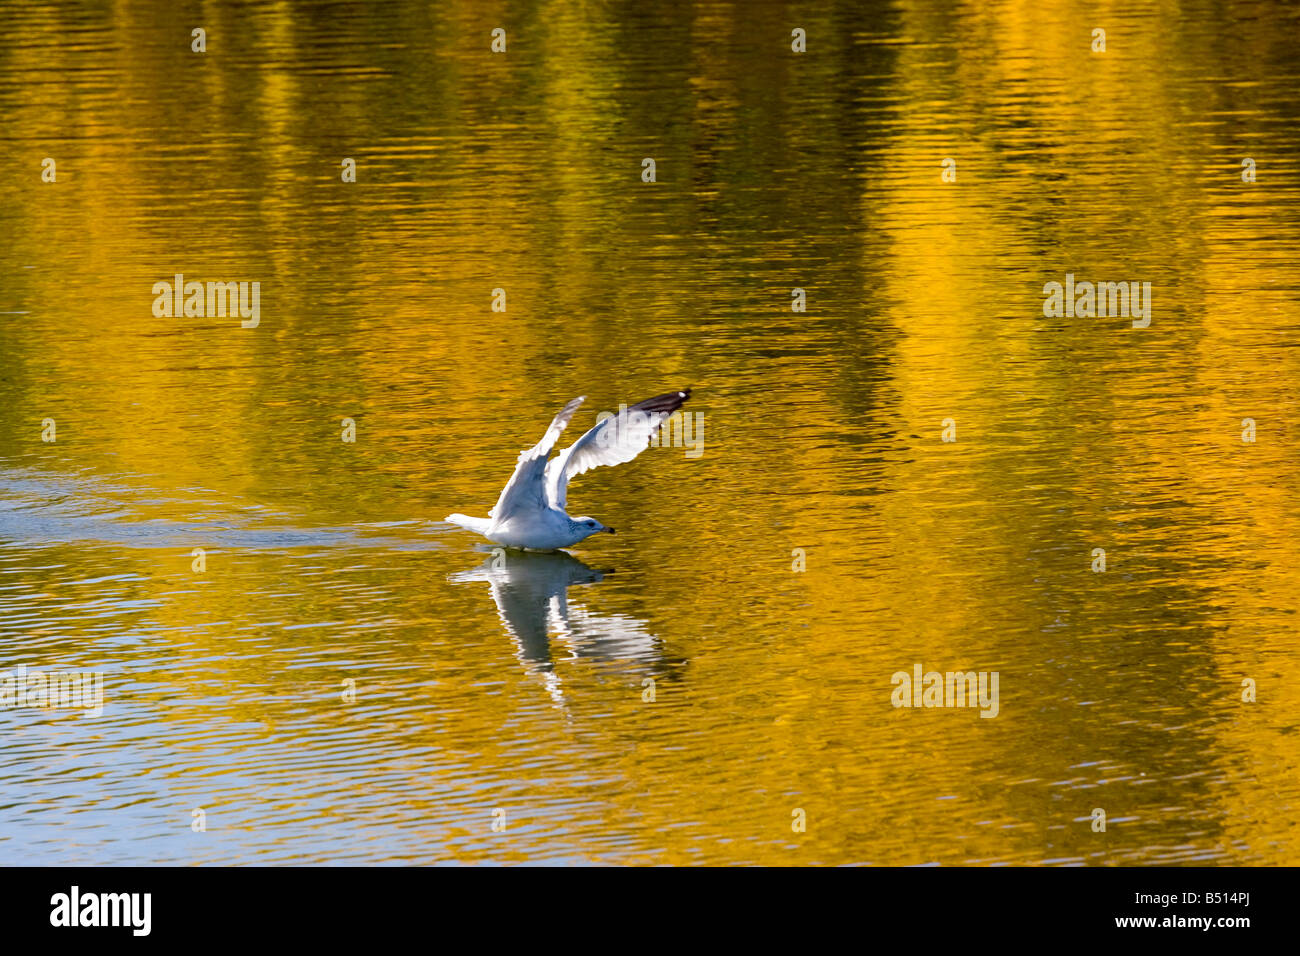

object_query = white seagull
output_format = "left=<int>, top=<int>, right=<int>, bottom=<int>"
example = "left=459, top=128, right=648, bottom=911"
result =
left=447, top=388, right=691, bottom=551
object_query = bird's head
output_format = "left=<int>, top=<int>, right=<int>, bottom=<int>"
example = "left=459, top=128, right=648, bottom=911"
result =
left=572, top=516, right=615, bottom=539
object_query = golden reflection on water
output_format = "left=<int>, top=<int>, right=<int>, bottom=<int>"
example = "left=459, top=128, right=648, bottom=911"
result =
left=1, top=0, right=1299, bottom=864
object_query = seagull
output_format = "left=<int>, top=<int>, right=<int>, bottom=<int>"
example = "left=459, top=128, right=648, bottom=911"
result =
left=446, top=388, right=691, bottom=551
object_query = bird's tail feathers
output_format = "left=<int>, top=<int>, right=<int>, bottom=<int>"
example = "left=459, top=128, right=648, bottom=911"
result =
left=446, top=513, right=493, bottom=535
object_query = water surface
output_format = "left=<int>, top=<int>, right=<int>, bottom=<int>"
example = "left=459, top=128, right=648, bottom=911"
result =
left=1, top=0, right=1299, bottom=865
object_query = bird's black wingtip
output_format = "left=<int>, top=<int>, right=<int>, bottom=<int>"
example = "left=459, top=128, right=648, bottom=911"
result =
left=632, top=387, right=693, bottom=415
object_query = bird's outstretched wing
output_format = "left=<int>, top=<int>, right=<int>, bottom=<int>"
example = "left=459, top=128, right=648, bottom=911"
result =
left=545, top=389, right=690, bottom=510
left=489, top=396, right=586, bottom=522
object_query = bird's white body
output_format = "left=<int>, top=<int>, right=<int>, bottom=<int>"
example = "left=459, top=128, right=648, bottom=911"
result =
left=446, top=389, right=691, bottom=551
left=465, top=509, right=588, bottom=551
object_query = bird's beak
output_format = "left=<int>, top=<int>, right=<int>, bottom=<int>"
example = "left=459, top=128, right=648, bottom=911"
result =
left=606, top=527, right=616, bottom=534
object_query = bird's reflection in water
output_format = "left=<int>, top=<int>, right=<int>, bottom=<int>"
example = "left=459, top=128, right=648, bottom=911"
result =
left=450, top=548, right=662, bottom=708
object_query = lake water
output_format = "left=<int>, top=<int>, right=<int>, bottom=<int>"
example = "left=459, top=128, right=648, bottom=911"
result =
left=2, top=0, right=1299, bottom=865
